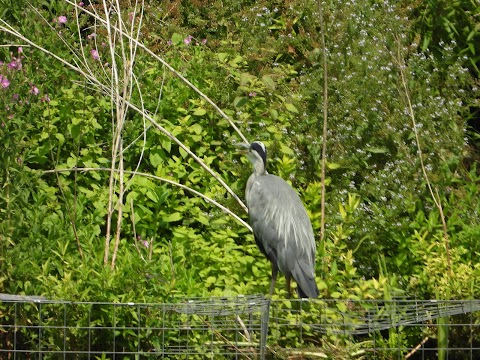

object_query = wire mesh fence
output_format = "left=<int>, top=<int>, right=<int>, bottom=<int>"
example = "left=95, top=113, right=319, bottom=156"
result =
left=268, top=298, right=480, bottom=359
left=0, top=294, right=269, bottom=359
left=2, top=295, right=480, bottom=359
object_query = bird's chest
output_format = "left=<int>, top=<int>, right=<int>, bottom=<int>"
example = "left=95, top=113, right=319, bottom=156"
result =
left=245, top=177, right=270, bottom=208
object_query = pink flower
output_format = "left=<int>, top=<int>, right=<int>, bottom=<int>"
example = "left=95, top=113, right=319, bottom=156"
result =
left=79, top=1, right=84, bottom=6
left=91, top=49, right=100, bottom=60
left=41, top=94, right=51, bottom=102
left=142, top=240, right=149, bottom=248
left=1, top=76, right=10, bottom=88
left=58, top=16, right=67, bottom=24
left=184, top=35, right=193, bottom=45
left=7, top=58, right=21, bottom=70
left=30, top=86, right=39, bottom=95
left=201, top=39, right=207, bottom=44
left=18, top=47, right=23, bottom=54
left=87, top=33, right=96, bottom=39
left=249, top=92, right=257, bottom=97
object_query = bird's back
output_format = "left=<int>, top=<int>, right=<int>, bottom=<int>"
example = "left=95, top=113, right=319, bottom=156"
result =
left=246, top=174, right=318, bottom=298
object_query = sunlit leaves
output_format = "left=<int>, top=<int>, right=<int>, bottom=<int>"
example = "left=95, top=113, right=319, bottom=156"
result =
left=284, top=103, right=298, bottom=113
left=261, top=75, right=276, bottom=91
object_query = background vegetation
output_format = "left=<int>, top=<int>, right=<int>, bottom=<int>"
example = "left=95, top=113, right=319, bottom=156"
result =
left=0, top=0, right=479, bottom=356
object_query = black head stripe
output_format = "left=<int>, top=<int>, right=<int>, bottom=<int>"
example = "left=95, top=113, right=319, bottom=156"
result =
left=251, top=141, right=267, bottom=168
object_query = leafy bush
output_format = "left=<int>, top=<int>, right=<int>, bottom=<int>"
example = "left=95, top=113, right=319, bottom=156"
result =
left=1, top=0, right=479, bottom=356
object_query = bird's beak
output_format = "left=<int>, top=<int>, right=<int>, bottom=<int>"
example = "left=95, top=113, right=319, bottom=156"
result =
left=235, top=142, right=250, bottom=154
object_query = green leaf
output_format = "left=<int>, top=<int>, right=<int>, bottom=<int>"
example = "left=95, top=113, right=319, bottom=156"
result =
left=336, top=301, right=347, bottom=312
left=269, top=109, right=278, bottom=120
left=233, top=96, right=248, bottom=108
left=126, top=191, right=139, bottom=205
left=55, top=133, right=65, bottom=146
left=161, top=138, right=171, bottom=153
left=66, top=157, right=77, bottom=168
left=327, top=162, right=341, bottom=169
left=150, top=153, right=163, bottom=167
left=69, top=124, right=80, bottom=139
left=331, top=291, right=342, bottom=299
left=365, top=147, right=388, bottom=154
left=262, top=75, right=276, bottom=91
left=280, top=144, right=294, bottom=155
left=171, top=33, right=183, bottom=45
left=90, top=171, right=101, bottom=181
left=331, top=260, right=338, bottom=275
left=285, top=103, right=298, bottom=113
left=163, top=212, right=182, bottom=222
left=339, top=204, right=347, bottom=221
left=190, top=123, right=202, bottom=135
left=468, top=42, right=475, bottom=55
left=239, top=72, right=252, bottom=86
left=146, top=190, right=158, bottom=203
left=196, top=213, right=209, bottom=225
left=179, top=147, right=188, bottom=158
left=217, top=53, right=228, bottom=62
left=193, top=108, right=206, bottom=116
left=206, top=276, right=216, bottom=286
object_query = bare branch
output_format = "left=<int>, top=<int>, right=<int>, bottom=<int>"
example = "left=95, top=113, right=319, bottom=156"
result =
left=393, top=36, right=452, bottom=277
left=317, top=0, right=329, bottom=243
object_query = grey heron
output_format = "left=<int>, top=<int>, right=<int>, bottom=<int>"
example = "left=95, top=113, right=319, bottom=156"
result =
left=237, top=141, right=319, bottom=298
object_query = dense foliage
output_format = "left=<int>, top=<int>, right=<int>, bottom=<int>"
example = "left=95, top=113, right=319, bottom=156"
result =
left=1, top=0, right=479, bottom=356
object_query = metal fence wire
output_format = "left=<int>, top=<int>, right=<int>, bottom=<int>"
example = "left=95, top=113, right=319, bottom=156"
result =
left=2, top=295, right=480, bottom=359
left=0, top=294, right=269, bottom=359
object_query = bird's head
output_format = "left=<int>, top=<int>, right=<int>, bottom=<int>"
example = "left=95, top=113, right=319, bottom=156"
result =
left=236, top=141, right=267, bottom=174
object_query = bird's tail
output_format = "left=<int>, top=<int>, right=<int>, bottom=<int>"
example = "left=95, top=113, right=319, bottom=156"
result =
left=292, top=260, right=319, bottom=299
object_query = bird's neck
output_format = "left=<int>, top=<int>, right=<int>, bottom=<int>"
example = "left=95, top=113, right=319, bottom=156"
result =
left=253, top=161, right=266, bottom=176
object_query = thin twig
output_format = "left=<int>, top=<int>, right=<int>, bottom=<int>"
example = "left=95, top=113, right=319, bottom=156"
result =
left=435, top=187, right=451, bottom=273
left=148, top=236, right=153, bottom=261
left=201, top=318, right=255, bottom=360
left=405, top=336, right=429, bottom=359
left=104, top=0, right=122, bottom=265
left=111, top=139, right=125, bottom=270
left=168, top=241, right=175, bottom=283
left=318, top=0, right=329, bottom=243
left=120, top=70, right=148, bottom=199
left=393, top=35, right=452, bottom=277
left=235, top=315, right=255, bottom=355
left=130, top=199, right=140, bottom=254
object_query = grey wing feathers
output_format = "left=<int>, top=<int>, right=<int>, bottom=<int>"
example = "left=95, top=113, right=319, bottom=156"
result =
left=246, top=174, right=318, bottom=298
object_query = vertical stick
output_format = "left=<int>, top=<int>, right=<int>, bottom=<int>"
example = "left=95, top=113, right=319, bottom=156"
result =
left=318, top=0, right=329, bottom=244
left=111, top=138, right=124, bottom=269
left=394, top=36, right=452, bottom=278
